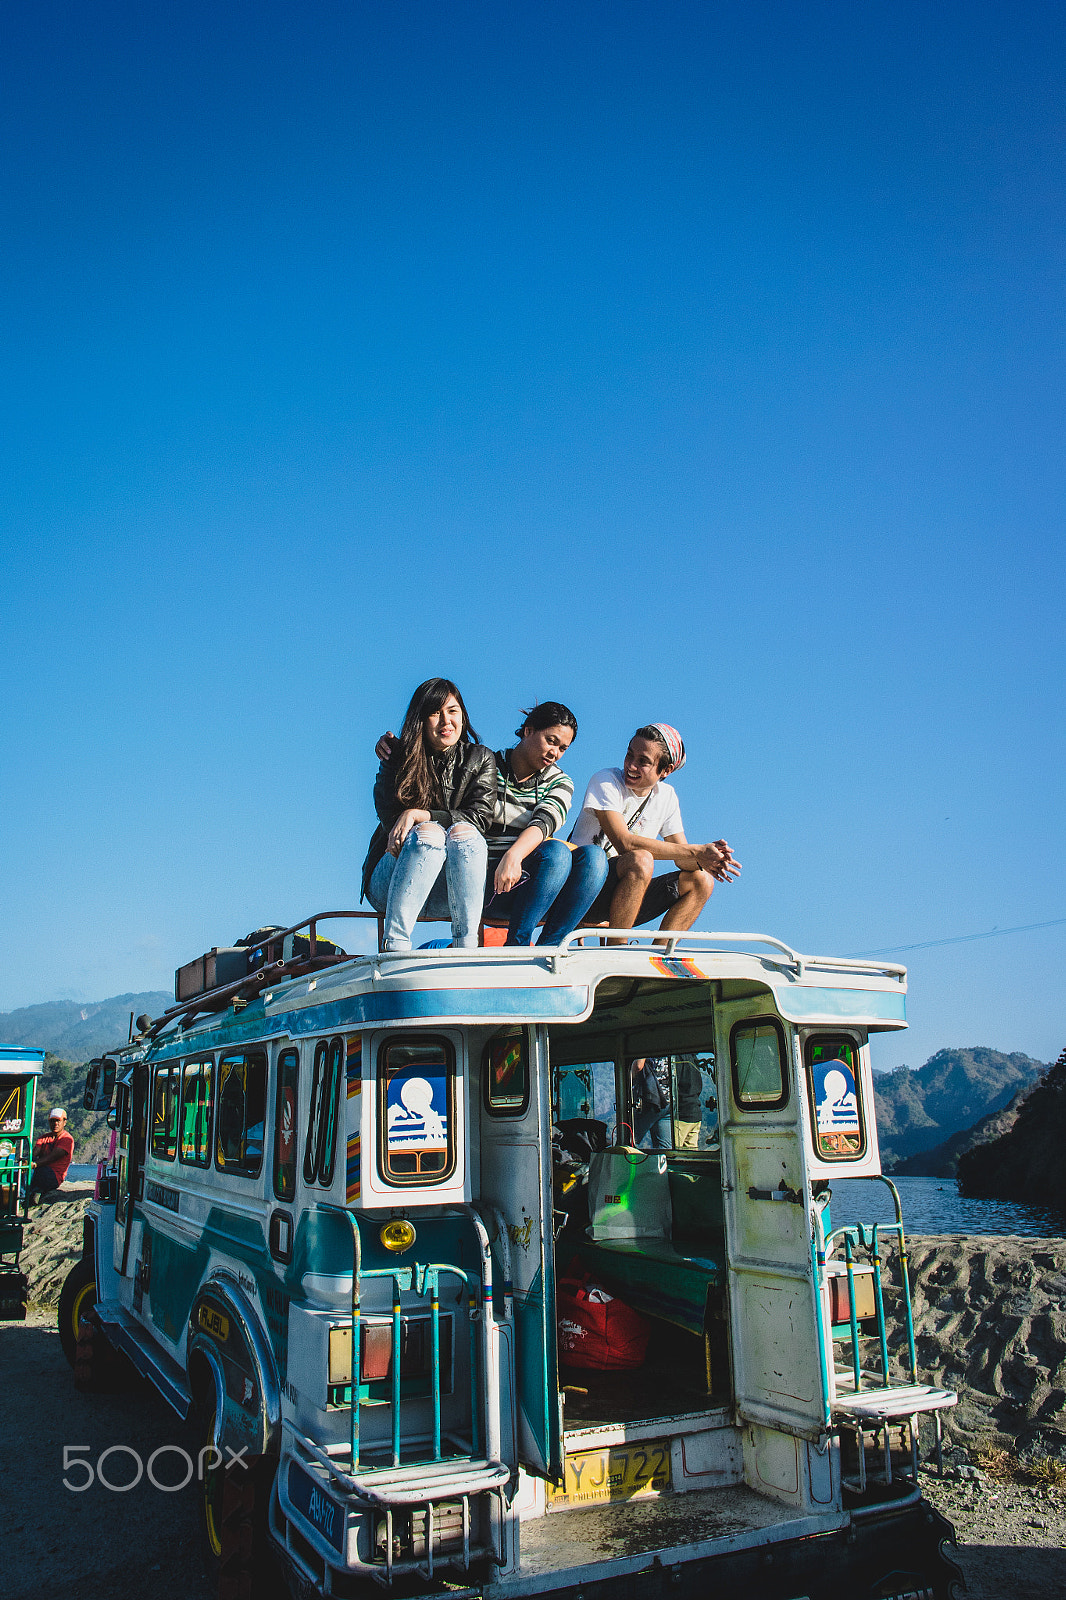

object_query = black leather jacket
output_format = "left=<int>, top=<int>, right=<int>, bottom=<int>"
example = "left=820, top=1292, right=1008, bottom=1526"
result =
left=360, top=741, right=498, bottom=900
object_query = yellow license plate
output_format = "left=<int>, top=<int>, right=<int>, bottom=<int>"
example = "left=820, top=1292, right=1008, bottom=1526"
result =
left=548, top=1441, right=671, bottom=1508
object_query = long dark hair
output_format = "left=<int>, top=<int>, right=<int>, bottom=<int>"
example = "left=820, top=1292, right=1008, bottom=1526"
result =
left=394, top=678, right=480, bottom=810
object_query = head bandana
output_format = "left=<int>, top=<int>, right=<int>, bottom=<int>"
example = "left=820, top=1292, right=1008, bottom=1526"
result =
left=650, top=724, right=685, bottom=773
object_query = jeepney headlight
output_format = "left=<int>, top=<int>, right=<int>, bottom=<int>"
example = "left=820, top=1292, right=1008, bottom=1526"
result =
left=380, top=1218, right=416, bottom=1253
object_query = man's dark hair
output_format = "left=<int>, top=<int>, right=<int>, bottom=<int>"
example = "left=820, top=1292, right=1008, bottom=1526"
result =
left=633, top=725, right=672, bottom=774
left=515, top=702, right=578, bottom=741
left=395, top=678, right=480, bottom=810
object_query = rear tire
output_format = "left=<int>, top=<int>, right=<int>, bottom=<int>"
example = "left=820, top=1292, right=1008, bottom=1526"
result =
left=199, top=1397, right=284, bottom=1599
left=59, top=1256, right=135, bottom=1390
left=58, top=1257, right=97, bottom=1369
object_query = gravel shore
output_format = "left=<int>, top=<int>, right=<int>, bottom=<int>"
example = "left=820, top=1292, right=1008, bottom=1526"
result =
left=6, top=1194, right=1066, bottom=1598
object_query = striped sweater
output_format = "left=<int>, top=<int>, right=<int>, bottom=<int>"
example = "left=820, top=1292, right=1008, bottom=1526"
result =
left=486, top=749, right=574, bottom=862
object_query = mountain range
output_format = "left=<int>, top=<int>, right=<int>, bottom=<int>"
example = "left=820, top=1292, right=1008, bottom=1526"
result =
left=871, top=1047, right=1047, bottom=1171
left=0, top=992, right=173, bottom=1062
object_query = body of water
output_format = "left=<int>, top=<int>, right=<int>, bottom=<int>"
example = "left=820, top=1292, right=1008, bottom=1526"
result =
left=66, top=1163, right=99, bottom=1182
left=830, top=1174, right=1066, bottom=1237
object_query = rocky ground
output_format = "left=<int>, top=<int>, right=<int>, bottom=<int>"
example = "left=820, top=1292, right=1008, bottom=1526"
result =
left=5, top=1195, right=1066, bottom=1597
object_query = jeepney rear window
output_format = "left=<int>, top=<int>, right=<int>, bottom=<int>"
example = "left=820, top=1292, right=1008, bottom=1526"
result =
left=215, top=1051, right=267, bottom=1177
left=151, top=1065, right=179, bottom=1160
left=730, top=1018, right=789, bottom=1110
left=484, top=1027, right=529, bottom=1116
left=274, top=1048, right=299, bottom=1200
left=378, top=1038, right=456, bottom=1185
left=805, top=1035, right=866, bottom=1160
left=180, top=1059, right=213, bottom=1166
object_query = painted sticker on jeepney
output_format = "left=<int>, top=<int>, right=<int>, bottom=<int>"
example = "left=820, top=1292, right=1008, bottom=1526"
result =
left=386, top=1066, right=448, bottom=1155
left=811, top=1058, right=862, bottom=1156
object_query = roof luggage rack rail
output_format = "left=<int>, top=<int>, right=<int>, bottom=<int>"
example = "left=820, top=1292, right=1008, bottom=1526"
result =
left=549, top=928, right=907, bottom=981
left=144, top=910, right=380, bottom=1042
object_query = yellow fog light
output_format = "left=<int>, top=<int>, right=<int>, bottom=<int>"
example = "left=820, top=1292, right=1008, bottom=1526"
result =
left=380, top=1218, right=416, bottom=1253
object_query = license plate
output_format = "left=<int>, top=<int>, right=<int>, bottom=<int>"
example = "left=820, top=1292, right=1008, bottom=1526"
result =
left=548, top=1441, right=671, bottom=1508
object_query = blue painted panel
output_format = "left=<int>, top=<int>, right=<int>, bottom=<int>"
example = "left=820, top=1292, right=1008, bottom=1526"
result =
left=773, top=986, right=906, bottom=1023
left=148, top=984, right=590, bottom=1062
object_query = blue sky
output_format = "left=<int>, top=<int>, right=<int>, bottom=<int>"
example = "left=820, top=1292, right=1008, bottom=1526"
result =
left=1, top=1, right=1062, bottom=1072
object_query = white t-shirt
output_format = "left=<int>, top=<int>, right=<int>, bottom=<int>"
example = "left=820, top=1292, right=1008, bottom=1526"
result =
left=570, top=768, right=684, bottom=858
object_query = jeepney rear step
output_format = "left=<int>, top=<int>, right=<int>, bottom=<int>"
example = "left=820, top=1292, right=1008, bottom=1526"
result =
left=833, top=1382, right=957, bottom=1491
left=290, top=1426, right=510, bottom=1505
left=279, top=1431, right=508, bottom=1587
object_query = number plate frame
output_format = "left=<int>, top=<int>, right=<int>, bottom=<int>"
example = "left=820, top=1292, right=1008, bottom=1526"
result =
left=548, top=1440, right=672, bottom=1508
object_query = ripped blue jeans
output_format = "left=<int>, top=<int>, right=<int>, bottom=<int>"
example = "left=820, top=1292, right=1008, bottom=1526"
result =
left=368, top=821, right=488, bottom=950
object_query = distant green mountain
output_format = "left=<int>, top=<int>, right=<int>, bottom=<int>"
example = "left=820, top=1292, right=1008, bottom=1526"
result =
left=0, top=991, right=172, bottom=1063
left=873, top=1047, right=1047, bottom=1169
left=958, top=1047, right=1066, bottom=1208
left=890, top=1083, right=1034, bottom=1178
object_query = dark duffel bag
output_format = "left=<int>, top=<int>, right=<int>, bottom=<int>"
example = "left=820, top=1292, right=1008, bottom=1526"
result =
left=238, top=926, right=348, bottom=970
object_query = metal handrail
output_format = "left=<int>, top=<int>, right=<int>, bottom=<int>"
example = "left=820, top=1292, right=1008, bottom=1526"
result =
left=319, top=1204, right=498, bottom=1476
left=824, top=1176, right=918, bottom=1393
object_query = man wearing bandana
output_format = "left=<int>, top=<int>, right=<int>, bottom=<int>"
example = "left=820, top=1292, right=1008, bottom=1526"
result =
left=569, top=724, right=741, bottom=935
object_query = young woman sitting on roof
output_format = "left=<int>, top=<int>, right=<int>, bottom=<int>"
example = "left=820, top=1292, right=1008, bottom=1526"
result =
left=361, top=678, right=497, bottom=951
left=374, top=702, right=609, bottom=945
left=483, top=703, right=609, bottom=945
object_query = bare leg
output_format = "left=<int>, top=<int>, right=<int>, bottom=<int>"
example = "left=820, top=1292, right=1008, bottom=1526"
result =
left=657, top=867, right=713, bottom=938
left=606, top=849, right=654, bottom=943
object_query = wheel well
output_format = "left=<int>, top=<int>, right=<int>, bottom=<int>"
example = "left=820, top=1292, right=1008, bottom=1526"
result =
left=187, top=1348, right=217, bottom=1419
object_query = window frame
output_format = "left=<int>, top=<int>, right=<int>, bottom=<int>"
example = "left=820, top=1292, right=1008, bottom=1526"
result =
left=303, top=1040, right=328, bottom=1186
left=483, top=1026, right=531, bottom=1118
left=316, top=1037, right=344, bottom=1187
left=150, top=1064, right=179, bottom=1161
left=377, top=1034, right=457, bottom=1187
left=273, top=1047, right=299, bottom=1201
left=729, top=1016, right=790, bottom=1112
left=179, top=1057, right=214, bottom=1168
left=214, top=1049, right=267, bottom=1179
left=803, top=1032, right=868, bottom=1162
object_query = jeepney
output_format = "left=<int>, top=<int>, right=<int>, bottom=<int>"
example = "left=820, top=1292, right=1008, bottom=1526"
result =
left=0, top=1044, right=44, bottom=1320
left=65, top=915, right=960, bottom=1599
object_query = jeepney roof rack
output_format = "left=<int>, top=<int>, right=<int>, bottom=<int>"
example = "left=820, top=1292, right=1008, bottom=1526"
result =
left=142, top=910, right=381, bottom=1043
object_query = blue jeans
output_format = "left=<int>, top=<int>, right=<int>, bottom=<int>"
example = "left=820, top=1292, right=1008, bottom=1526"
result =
left=368, top=822, right=488, bottom=950
left=486, top=840, right=610, bottom=946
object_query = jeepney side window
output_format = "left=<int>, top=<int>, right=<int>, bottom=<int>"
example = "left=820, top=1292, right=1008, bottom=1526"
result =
left=484, top=1027, right=530, bottom=1117
left=179, top=1059, right=213, bottom=1166
left=303, top=1041, right=327, bottom=1185
left=805, top=1034, right=866, bottom=1160
left=151, top=1065, right=179, bottom=1160
left=215, top=1051, right=267, bottom=1178
left=273, top=1047, right=299, bottom=1200
left=730, top=1018, right=789, bottom=1111
left=315, top=1037, right=344, bottom=1187
left=378, top=1037, right=456, bottom=1185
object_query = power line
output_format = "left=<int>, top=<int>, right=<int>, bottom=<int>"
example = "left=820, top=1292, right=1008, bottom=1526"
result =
left=847, top=916, right=1066, bottom=959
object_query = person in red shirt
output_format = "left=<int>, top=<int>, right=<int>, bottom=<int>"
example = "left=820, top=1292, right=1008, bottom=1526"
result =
left=27, top=1107, right=75, bottom=1205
